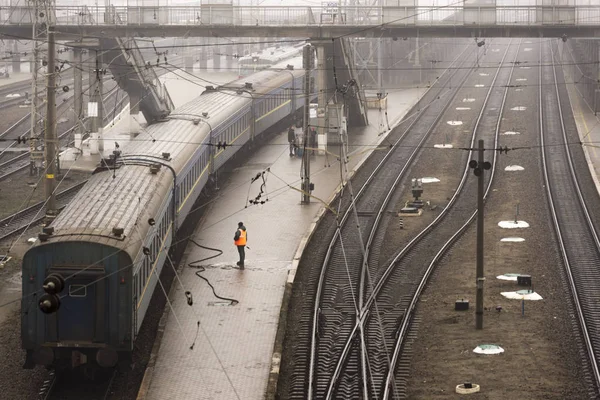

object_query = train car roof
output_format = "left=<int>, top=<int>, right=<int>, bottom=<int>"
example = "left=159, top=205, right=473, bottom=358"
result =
left=44, top=62, right=305, bottom=251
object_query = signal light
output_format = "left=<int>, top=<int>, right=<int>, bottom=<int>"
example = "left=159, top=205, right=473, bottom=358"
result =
left=42, top=273, right=64, bottom=294
left=39, top=273, right=65, bottom=314
left=39, top=293, right=61, bottom=314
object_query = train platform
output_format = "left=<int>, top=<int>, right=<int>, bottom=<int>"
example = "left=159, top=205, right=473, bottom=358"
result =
left=566, top=80, right=600, bottom=192
left=0, top=71, right=31, bottom=89
left=136, top=87, right=427, bottom=400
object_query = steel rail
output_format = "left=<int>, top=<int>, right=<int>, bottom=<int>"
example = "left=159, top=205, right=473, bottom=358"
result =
left=380, top=38, right=519, bottom=398
left=0, top=90, right=130, bottom=241
left=0, top=181, right=87, bottom=242
left=306, top=43, right=476, bottom=400
left=42, top=368, right=117, bottom=400
left=325, top=42, right=507, bottom=398
left=0, top=89, right=123, bottom=181
left=540, top=40, right=600, bottom=390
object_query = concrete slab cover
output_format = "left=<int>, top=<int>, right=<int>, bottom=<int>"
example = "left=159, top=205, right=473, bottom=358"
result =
left=421, top=177, right=440, bottom=183
left=496, top=273, right=522, bottom=281
left=498, top=220, right=530, bottom=228
left=501, top=291, right=543, bottom=300
left=473, top=344, right=504, bottom=355
left=505, top=165, right=524, bottom=171
left=500, top=237, right=525, bottom=242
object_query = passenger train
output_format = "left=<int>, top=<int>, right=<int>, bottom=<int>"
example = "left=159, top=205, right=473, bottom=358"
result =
left=21, top=55, right=312, bottom=369
left=238, top=43, right=304, bottom=77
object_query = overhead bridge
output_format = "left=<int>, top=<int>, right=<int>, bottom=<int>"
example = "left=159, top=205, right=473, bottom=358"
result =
left=2, top=4, right=600, bottom=39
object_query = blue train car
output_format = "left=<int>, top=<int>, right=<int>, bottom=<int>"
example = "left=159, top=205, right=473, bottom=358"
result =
left=21, top=56, right=312, bottom=369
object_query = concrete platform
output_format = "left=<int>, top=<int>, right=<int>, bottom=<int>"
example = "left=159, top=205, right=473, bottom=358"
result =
left=566, top=74, right=600, bottom=194
left=0, top=71, right=31, bottom=89
left=137, top=88, right=426, bottom=400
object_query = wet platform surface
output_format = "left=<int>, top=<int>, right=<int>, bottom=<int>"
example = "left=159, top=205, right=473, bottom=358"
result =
left=138, top=88, right=426, bottom=400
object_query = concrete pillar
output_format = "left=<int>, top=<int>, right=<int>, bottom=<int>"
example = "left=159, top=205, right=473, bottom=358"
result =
left=129, top=89, right=141, bottom=137
left=12, top=40, right=20, bottom=73
left=225, top=44, right=233, bottom=71
left=73, top=48, right=83, bottom=152
left=199, top=38, right=208, bottom=71
left=235, top=43, right=243, bottom=59
left=185, top=55, right=194, bottom=72
left=213, top=39, right=221, bottom=71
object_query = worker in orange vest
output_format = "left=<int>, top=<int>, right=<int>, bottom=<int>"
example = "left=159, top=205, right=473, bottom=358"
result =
left=234, top=221, right=247, bottom=269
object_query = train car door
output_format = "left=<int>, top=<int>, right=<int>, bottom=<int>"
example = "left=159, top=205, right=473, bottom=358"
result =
left=54, top=267, right=105, bottom=342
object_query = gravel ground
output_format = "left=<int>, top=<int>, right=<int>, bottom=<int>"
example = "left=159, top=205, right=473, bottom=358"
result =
left=277, top=39, right=590, bottom=399
left=403, top=41, right=589, bottom=398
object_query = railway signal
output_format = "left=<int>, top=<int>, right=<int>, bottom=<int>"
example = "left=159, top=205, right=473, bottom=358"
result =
left=39, top=273, right=65, bottom=314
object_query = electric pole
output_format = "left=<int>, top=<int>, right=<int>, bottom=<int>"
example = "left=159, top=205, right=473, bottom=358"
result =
left=469, top=139, right=491, bottom=330
left=301, top=44, right=314, bottom=204
left=29, top=0, right=50, bottom=175
left=44, top=25, right=57, bottom=218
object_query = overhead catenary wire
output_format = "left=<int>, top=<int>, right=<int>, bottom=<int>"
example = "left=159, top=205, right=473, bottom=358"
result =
left=1, top=22, right=592, bottom=310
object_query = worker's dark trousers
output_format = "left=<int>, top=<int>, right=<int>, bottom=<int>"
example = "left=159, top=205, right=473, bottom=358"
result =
left=237, top=245, right=245, bottom=265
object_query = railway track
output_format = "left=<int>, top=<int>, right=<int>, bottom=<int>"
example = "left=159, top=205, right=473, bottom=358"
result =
left=540, top=40, right=600, bottom=394
left=0, top=54, right=184, bottom=178
left=0, top=181, right=86, bottom=242
left=280, top=39, right=522, bottom=399
left=39, top=368, right=116, bottom=400
left=0, top=89, right=125, bottom=181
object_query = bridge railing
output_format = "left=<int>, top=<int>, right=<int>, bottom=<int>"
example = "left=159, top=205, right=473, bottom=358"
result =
left=2, top=5, right=600, bottom=27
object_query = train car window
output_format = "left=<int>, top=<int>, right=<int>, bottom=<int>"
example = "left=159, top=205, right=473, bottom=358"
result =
left=69, top=284, right=87, bottom=297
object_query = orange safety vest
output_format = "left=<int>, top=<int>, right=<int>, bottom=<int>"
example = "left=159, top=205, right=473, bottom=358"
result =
left=234, top=229, right=247, bottom=246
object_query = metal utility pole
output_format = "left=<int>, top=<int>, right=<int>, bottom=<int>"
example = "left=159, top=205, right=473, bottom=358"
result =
left=73, top=48, right=83, bottom=143
left=301, top=44, right=314, bottom=204
left=29, top=0, right=50, bottom=175
left=89, top=51, right=104, bottom=154
left=469, top=139, right=490, bottom=330
left=44, top=26, right=57, bottom=217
